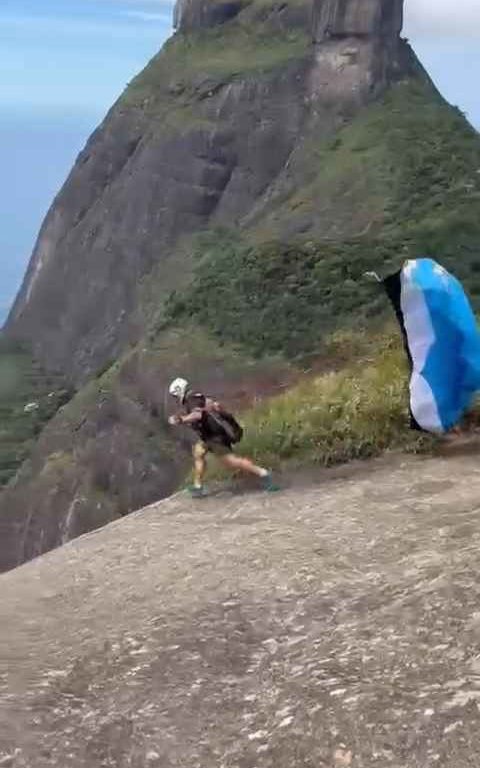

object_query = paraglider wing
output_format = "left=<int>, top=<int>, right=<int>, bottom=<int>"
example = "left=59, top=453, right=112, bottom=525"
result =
left=383, top=258, right=480, bottom=434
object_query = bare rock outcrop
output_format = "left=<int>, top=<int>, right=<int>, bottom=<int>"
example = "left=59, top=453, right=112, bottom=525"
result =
left=2, top=455, right=480, bottom=766
left=313, top=0, right=404, bottom=41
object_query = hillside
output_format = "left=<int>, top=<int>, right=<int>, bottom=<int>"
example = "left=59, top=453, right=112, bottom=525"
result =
left=0, top=0, right=480, bottom=571
left=2, top=453, right=480, bottom=766
left=165, top=82, right=480, bottom=357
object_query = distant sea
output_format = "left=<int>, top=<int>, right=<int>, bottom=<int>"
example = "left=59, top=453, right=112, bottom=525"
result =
left=0, top=106, right=101, bottom=326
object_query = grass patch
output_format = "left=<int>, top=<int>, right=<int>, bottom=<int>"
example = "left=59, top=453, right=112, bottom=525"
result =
left=215, top=334, right=434, bottom=473
left=257, top=79, right=480, bottom=240
left=121, top=20, right=309, bottom=118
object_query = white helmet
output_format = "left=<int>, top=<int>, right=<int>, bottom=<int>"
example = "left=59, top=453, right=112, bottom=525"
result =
left=168, top=377, right=189, bottom=401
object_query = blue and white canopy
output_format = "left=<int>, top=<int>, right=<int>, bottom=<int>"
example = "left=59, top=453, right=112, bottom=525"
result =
left=383, top=258, right=480, bottom=434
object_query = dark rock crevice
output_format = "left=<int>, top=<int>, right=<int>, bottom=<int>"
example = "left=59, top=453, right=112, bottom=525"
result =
left=312, top=0, right=403, bottom=42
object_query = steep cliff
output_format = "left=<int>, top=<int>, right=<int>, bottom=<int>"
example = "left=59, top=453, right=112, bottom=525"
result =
left=1, top=0, right=480, bottom=572
left=6, top=0, right=425, bottom=382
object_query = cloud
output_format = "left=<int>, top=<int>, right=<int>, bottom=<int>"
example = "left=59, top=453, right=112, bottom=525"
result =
left=404, top=0, right=480, bottom=39
left=123, top=9, right=172, bottom=22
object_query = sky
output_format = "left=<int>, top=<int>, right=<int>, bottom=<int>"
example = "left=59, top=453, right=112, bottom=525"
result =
left=0, top=0, right=479, bottom=324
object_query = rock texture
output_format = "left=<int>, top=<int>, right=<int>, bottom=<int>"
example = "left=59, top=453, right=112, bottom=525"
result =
left=174, top=0, right=247, bottom=31
left=5, top=0, right=423, bottom=382
left=313, top=0, right=404, bottom=40
left=311, top=0, right=410, bottom=105
left=2, top=453, right=480, bottom=766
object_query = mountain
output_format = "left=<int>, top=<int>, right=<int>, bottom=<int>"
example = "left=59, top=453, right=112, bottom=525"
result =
left=1, top=0, right=480, bottom=572
left=5, top=0, right=424, bottom=380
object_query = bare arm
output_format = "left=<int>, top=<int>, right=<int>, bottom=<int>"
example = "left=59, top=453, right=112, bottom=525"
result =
left=180, top=409, right=203, bottom=424
left=169, top=408, right=203, bottom=426
left=168, top=393, right=219, bottom=426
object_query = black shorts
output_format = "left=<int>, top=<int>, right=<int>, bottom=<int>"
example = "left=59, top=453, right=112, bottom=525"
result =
left=193, top=439, right=232, bottom=458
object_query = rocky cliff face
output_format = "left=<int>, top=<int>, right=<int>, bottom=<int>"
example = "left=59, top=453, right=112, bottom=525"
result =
left=2, top=0, right=478, bottom=573
left=6, top=0, right=423, bottom=383
left=313, top=0, right=403, bottom=40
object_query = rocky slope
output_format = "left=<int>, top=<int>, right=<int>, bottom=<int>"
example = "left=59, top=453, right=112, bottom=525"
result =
left=1, top=0, right=480, bottom=572
left=2, top=453, right=480, bottom=766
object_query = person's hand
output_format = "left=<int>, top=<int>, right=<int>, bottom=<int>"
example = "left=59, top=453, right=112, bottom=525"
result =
left=168, top=415, right=181, bottom=426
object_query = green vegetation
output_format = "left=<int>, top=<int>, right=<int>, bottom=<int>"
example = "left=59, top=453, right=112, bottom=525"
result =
left=164, top=232, right=395, bottom=357
left=237, top=334, right=433, bottom=469
left=122, top=20, right=309, bottom=118
left=258, top=79, right=480, bottom=242
left=4, top=72, right=480, bottom=506
left=186, top=330, right=443, bottom=489
left=0, top=338, right=72, bottom=487
left=164, top=81, right=480, bottom=357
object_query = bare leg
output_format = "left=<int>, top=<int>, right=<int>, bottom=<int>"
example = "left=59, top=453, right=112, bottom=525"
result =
left=218, top=453, right=268, bottom=478
left=193, top=442, right=207, bottom=487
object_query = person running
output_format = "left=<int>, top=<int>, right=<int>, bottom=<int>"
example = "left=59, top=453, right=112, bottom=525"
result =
left=167, top=377, right=277, bottom=497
